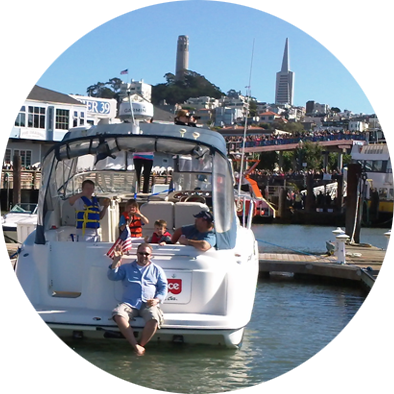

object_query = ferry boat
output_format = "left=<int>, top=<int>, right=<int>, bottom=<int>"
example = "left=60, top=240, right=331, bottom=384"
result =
left=350, top=140, right=393, bottom=226
left=14, top=117, right=259, bottom=348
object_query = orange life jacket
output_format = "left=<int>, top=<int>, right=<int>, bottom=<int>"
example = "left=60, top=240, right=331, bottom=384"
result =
left=122, top=212, right=142, bottom=237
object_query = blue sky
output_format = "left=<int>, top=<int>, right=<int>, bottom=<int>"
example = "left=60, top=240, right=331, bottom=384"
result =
left=36, top=1, right=373, bottom=114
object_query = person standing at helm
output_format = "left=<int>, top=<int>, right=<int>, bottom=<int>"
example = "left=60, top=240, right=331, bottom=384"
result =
left=68, top=179, right=110, bottom=242
left=133, top=151, right=154, bottom=194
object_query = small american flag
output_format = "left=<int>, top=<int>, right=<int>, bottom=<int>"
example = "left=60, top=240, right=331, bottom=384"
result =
left=120, top=69, right=128, bottom=75
left=106, top=226, right=132, bottom=259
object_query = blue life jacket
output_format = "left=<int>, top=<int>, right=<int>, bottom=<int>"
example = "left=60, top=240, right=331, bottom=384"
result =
left=76, top=196, right=100, bottom=234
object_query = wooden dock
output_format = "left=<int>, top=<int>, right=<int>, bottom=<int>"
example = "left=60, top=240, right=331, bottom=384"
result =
left=259, top=243, right=385, bottom=291
left=6, top=241, right=385, bottom=291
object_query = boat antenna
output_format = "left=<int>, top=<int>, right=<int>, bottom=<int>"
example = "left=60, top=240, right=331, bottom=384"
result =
left=237, top=39, right=255, bottom=200
left=126, top=88, right=141, bottom=135
left=127, top=90, right=136, bottom=125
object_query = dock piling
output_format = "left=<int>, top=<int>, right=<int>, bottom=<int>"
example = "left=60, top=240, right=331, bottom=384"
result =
left=335, top=233, right=350, bottom=265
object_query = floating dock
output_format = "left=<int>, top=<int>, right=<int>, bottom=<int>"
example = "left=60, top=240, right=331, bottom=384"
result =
left=6, top=242, right=384, bottom=291
left=259, top=243, right=385, bottom=291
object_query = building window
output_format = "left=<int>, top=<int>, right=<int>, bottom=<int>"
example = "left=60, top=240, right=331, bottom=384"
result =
left=56, top=109, right=69, bottom=130
left=4, top=149, right=11, bottom=164
left=72, top=111, right=86, bottom=127
left=13, top=149, right=32, bottom=168
left=15, top=106, right=26, bottom=127
left=28, top=106, right=46, bottom=128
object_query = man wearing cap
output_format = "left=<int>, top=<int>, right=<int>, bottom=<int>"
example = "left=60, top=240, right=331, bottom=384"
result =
left=171, top=210, right=216, bottom=251
left=174, top=109, right=198, bottom=127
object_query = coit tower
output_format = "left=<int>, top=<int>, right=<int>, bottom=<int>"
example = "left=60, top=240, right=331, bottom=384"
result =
left=175, top=35, right=189, bottom=81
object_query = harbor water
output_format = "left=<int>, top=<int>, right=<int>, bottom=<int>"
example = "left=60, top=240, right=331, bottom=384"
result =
left=58, top=224, right=385, bottom=393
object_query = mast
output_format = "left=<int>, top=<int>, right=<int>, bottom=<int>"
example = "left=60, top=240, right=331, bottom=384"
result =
left=237, top=39, right=255, bottom=200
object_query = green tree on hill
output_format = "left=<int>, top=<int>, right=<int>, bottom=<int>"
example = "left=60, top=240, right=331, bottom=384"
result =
left=152, top=70, right=224, bottom=105
left=86, top=77, right=123, bottom=100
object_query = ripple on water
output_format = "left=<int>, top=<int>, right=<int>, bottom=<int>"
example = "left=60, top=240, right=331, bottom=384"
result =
left=60, top=279, right=366, bottom=393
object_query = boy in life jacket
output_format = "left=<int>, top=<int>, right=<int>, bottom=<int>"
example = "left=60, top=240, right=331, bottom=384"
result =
left=119, top=199, right=149, bottom=238
left=144, top=219, right=172, bottom=245
left=68, top=179, right=110, bottom=242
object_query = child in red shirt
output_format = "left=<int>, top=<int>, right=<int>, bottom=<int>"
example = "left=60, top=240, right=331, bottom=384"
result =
left=145, top=219, right=172, bottom=245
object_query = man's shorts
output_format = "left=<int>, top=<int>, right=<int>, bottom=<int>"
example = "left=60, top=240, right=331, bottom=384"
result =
left=112, top=302, right=164, bottom=329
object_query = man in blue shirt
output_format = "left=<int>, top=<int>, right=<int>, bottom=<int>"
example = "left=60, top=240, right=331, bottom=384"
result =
left=107, top=243, right=168, bottom=356
left=171, top=210, right=216, bottom=251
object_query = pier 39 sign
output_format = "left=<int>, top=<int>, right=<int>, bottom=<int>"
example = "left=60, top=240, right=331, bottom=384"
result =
left=71, top=95, right=117, bottom=119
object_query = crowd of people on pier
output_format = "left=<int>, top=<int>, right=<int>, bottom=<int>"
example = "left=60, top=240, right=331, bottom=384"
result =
left=225, top=129, right=365, bottom=152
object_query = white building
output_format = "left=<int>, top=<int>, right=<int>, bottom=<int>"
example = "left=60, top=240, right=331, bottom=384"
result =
left=118, top=80, right=152, bottom=102
left=5, top=85, right=118, bottom=168
left=219, top=93, right=248, bottom=111
left=214, top=107, right=244, bottom=127
left=348, top=120, right=368, bottom=132
left=185, top=96, right=219, bottom=110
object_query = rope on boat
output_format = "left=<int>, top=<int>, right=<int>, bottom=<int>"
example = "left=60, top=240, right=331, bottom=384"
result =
left=9, top=247, right=21, bottom=259
left=147, top=188, right=174, bottom=201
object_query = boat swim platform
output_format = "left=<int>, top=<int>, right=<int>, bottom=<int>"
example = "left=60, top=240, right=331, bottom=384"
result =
left=259, top=244, right=386, bottom=291
left=6, top=242, right=384, bottom=291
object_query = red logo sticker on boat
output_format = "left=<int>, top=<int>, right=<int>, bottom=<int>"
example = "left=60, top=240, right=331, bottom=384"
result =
left=168, top=279, right=182, bottom=295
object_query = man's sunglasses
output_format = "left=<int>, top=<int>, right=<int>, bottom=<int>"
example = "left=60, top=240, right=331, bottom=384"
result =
left=137, top=252, right=151, bottom=256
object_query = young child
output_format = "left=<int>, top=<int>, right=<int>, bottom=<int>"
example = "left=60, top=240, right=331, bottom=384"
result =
left=145, top=219, right=172, bottom=245
left=119, top=199, right=149, bottom=238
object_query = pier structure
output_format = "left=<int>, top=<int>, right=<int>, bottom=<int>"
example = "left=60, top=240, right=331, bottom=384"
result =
left=258, top=241, right=385, bottom=291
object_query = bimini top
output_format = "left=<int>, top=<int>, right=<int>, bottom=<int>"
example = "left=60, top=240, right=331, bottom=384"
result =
left=45, top=122, right=228, bottom=162
left=35, top=122, right=238, bottom=250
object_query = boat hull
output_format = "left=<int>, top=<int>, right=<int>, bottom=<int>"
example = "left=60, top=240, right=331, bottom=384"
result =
left=49, top=324, right=245, bottom=348
left=16, top=227, right=259, bottom=349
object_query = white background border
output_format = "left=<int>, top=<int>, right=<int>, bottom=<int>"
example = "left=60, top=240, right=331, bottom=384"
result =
left=1, top=1, right=393, bottom=393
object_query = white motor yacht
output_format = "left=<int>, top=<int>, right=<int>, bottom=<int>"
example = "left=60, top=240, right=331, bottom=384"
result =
left=15, top=121, right=259, bottom=348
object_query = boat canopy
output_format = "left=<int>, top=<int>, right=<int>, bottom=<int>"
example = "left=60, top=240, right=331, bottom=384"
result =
left=35, top=123, right=237, bottom=250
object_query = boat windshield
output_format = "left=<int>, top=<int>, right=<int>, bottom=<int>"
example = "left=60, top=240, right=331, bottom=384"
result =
left=10, top=203, right=37, bottom=214
left=51, top=150, right=214, bottom=197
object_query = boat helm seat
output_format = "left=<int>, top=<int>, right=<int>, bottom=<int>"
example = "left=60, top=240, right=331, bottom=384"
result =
left=140, top=201, right=175, bottom=233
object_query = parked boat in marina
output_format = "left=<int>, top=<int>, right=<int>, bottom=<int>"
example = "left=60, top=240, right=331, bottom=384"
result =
left=2, top=203, right=37, bottom=243
left=14, top=120, right=259, bottom=348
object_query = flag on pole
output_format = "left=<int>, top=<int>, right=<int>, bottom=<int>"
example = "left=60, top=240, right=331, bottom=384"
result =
left=106, top=226, right=132, bottom=259
left=120, top=69, right=128, bottom=75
